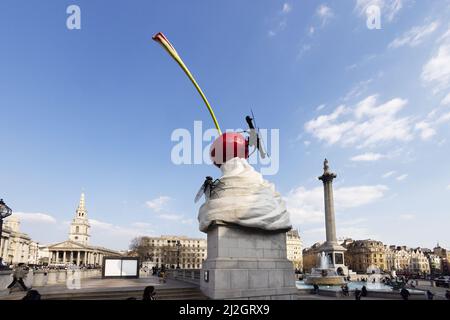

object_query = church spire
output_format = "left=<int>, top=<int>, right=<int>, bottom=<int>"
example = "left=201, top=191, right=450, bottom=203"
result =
left=70, top=192, right=90, bottom=245
left=76, top=192, right=87, bottom=218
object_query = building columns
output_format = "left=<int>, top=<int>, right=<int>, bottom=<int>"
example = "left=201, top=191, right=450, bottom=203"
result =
left=63, top=251, right=66, bottom=264
left=76, top=251, right=80, bottom=266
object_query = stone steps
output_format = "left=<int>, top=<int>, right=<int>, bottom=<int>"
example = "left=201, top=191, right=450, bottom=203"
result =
left=5, top=287, right=208, bottom=300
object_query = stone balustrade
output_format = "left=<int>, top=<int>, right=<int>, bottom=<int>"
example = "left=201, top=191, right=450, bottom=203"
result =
left=0, top=268, right=102, bottom=293
left=166, top=269, right=201, bottom=285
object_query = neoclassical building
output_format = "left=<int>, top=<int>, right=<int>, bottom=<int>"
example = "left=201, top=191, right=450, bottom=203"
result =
left=286, top=229, right=303, bottom=271
left=0, top=216, right=32, bottom=265
left=47, top=193, right=120, bottom=266
left=133, top=235, right=207, bottom=269
left=344, top=239, right=387, bottom=273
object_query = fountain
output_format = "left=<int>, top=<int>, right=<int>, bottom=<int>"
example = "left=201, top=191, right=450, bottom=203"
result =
left=304, top=252, right=346, bottom=286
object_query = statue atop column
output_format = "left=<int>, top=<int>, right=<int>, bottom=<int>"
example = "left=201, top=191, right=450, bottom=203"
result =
left=319, top=158, right=337, bottom=182
left=323, top=158, right=329, bottom=173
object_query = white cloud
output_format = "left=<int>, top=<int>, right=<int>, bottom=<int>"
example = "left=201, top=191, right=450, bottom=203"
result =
left=350, top=152, right=386, bottom=162
left=338, top=226, right=376, bottom=240
left=316, top=104, right=326, bottom=111
left=343, top=79, right=373, bottom=102
left=303, top=227, right=325, bottom=235
left=158, top=213, right=183, bottom=221
left=316, top=4, right=334, bottom=26
left=297, top=44, right=311, bottom=60
left=441, top=93, right=450, bottom=105
left=285, top=185, right=388, bottom=225
left=415, top=121, right=437, bottom=140
left=422, top=43, right=450, bottom=93
left=145, top=196, right=171, bottom=212
left=304, top=140, right=311, bottom=147
left=89, top=219, right=154, bottom=238
left=89, top=219, right=155, bottom=250
left=305, top=95, right=413, bottom=148
left=282, top=3, right=292, bottom=14
left=414, top=105, right=450, bottom=141
left=399, top=214, right=415, bottom=220
left=437, top=112, right=450, bottom=124
left=309, top=26, right=315, bottom=36
left=181, top=218, right=194, bottom=225
left=382, top=170, right=396, bottom=178
left=354, top=0, right=406, bottom=22
left=396, top=174, right=408, bottom=181
left=447, top=184, right=450, bottom=190
left=437, top=26, right=450, bottom=43
left=389, top=21, right=440, bottom=48
left=269, top=3, right=292, bottom=37
left=131, top=222, right=152, bottom=229
left=339, top=218, right=368, bottom=226
left=13, top=212, right=57, bottom=224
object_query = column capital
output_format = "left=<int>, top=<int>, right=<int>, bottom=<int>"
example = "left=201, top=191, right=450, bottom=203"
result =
left=318, top=172, right=337, bottom=183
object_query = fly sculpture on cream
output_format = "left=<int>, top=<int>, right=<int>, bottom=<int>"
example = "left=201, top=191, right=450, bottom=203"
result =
left=198, top=157, right=297, bottom=300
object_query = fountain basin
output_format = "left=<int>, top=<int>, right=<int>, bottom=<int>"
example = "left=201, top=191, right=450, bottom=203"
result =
left=304, top=275, right=346, bottom=286
left=304, top=268, right=346, bottom=286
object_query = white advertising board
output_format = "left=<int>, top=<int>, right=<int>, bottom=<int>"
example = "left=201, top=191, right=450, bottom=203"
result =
left=103, top=258, right=139, bottom=278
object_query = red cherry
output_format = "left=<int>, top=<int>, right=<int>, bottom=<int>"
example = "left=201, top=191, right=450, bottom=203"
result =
left=210, top=133, right=249, bottom=167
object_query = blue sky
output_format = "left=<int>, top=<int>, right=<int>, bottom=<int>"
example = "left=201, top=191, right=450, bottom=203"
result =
left=1, top=0, right=450, bottom=250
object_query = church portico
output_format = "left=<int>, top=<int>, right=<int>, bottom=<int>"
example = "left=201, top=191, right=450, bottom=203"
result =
left=49, top=246, right=111, bottom=266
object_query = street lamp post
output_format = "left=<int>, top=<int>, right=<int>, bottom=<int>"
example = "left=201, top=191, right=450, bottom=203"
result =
left=176, top=241, right=181, bottom=269
left=0, top=199, right=13, bottom=268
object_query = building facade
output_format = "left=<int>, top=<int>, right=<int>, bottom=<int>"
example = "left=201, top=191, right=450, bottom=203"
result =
left=135, top=235, right=207, bottom=269
left=0, top=216, right=32, bottom=265
left=286, top=229, right=303, bottom=271
left=433, top=244, right=450, bottom=275
left=409, top=248, right=431, bottom=275
left=344, top=239, right=387, bottom=273
left=302, top=242, right=323, bottom=273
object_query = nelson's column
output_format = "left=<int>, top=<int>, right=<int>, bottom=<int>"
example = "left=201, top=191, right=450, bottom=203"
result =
left=318, top=159, right=348, bottom=275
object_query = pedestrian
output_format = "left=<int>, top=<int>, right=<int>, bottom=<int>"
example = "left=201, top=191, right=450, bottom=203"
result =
left=7, top=263, right=29, bottom=293
left=159, top=269, right=166, bottom=283
left=22, top=290, right=41, bottom=300
left=361, top=285, right=368, bottom=297
left=354, top=289, right=362, bottom=300
left=312, top=284, right=319, bottom=294
left=400, top=287, right=410, bottom=300
left=341, top=284, right=349, bottom=296
left=143, top=286, right=156, bottom=300
left=445, top=290, right=450, bottom=300
left=426, top=290, right=434, bottom=300
left=0, top=258, right=7, bottom=270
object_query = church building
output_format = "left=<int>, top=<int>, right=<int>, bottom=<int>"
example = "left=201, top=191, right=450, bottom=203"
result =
left=47, top=193, right=121, bottom=266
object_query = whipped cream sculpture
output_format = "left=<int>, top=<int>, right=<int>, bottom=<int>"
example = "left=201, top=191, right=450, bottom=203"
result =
left=198, top=157, right=292, bottom=232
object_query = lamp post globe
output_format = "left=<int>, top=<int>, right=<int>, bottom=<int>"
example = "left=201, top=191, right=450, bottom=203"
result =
left=0, top=199, right=12, bottom=220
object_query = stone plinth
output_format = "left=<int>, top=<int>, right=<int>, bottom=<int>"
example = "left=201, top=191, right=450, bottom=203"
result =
left=200, top=223, right=297, bottom=300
